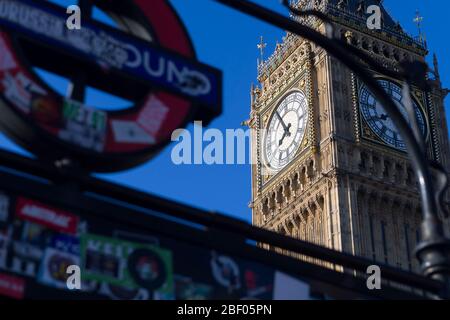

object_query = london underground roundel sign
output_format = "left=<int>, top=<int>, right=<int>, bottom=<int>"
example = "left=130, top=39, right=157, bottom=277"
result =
left=0, top=0, right=222, bottom=171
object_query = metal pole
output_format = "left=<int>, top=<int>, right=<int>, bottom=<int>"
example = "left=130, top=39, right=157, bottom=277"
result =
left=213, top=0, right=450, bottom=296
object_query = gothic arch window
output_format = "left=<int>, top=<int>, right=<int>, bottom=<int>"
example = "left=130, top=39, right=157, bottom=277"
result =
left=270, top=192, right=276, bottom=210
left=300, top=167, right=307, bottom=186
left=262, top=198, right=269, bottom=215
left=406, top=166, right=414, bottom=185
left=372, top=43, right=380, bottom=55
left=393, top=50, right=400, bottom=61
left=292, top=173, right=300, bottom=191
left=368, top=208, right=377, bottom=261
left=307, top=160, right=315, bottom=178
left=286, top=220, right=294, bottom=234
left=307, top=213, right=314, bottom=243
left=383, top=160, right=391, bottom=179
left=299, top=47, right=306, bottom=57
left=372, top=156, right=381, bottom=175
left=402, top=52, right=410, bottom=62
left=359, top=152, right=368, bottom=172
left=391, top=202, right=403, bottom=268
left=271, top=76, right=277, bottom=85
left=394, top=163, right=403, bottom=183
left=294, top=213, right=301, bottom=227
left=403, top=223, right=413, bottom=271
left=362, top=39, right=369, bottom=51
left=380, top=220, right=389, bottom=264
left=292, top=54, right=298, bottom=64
left=318, top=195, right=325, bottom=212
left=382, top=46, right=391, bottom=58
left=299, top=212, right=307, bottom=241
left=276, top=186, right=283, bottom=204
left=284, top=180, right=291, bottom=200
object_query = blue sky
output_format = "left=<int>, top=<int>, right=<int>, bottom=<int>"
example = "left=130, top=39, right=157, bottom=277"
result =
left=0, top=0, right=449, bottom=223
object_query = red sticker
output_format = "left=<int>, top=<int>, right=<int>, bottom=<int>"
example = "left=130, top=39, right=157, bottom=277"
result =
left=16, top=197, right=79, bottom=235
left=0, top=273, right=25, bottom=299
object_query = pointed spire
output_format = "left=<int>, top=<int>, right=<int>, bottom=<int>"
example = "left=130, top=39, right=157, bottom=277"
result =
left=250, top=82, right=255, bottom=106
left=250, top=83, right=261, bottom=110
left=433, top=53, right=440, bottom=79
left=275, top=40, right=282, bottom=53
left=433, top=53, right=440, bottom=82
left=356, top=0, right=366, bottom=16
left=337, top=0, right=347, bottom=10
left=257, top=36, right=267, bottom=66
left=413, top=10, right=426, bottom=45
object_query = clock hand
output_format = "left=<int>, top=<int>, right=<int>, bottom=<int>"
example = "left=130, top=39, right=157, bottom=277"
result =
left=275, top=112, right=292, bottom=136
left=278, top=124, right=293, bottom=146
left=279, top=131, right=287, bottom=146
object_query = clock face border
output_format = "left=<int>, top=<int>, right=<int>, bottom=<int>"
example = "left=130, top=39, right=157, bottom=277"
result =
left=356, top=76, right=430, bottom=153
left=262, top=90, right=309, bottom=174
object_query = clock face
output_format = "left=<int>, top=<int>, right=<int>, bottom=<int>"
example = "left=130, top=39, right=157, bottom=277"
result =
left=264, top=91, right=308, bottom=171
left=359, top=79, right=427, bottom=151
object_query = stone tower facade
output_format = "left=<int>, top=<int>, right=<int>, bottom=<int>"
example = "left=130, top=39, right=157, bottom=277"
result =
left=249, top=0, right=450, bottom=273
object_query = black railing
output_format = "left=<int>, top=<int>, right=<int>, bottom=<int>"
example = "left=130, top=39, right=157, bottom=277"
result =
left=0, top=147, right=443, bottom=297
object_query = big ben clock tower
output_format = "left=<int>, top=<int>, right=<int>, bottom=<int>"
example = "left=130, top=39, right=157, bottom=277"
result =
left=249, top=0, right=450, bottom=272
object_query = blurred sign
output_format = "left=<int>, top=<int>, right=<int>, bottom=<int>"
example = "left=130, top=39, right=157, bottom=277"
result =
left=0, top=0, right=222, bottom=171
left=0, top=0, right=220, bottom=107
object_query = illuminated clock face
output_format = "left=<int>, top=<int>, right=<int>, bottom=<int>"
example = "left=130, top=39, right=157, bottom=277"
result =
left=264, top=91, right=308, bottom=171
left=359, top=79, right=427, bottom=151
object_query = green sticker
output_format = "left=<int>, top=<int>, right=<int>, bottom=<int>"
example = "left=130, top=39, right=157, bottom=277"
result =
left=80, top=234, right=173, bottom=297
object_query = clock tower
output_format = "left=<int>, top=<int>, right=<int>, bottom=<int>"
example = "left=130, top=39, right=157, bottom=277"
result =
left=249, top=0, right=450, bottom=272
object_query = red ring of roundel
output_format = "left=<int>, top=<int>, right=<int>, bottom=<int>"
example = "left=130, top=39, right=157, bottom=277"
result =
left=0, top=0, right=195, bottom=154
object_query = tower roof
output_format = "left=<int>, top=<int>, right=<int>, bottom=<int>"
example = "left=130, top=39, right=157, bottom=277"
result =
left=295, top=0, right=425, bottom=49
left=326, top=0, right=400, bottom=31
left=257, top=0, right=427, bottom=80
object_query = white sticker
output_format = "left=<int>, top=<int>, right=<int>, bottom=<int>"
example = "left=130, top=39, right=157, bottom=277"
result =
left=111, top=120, right=156, bottom=144
left=137, top=95, right=169, bottom=136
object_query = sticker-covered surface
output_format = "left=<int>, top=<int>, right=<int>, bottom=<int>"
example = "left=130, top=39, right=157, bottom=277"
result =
left=0, top=189, right=314, bottom=300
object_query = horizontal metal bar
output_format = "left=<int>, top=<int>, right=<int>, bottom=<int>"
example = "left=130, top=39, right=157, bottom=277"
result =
left=0, top=166, right=425, bottom=299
